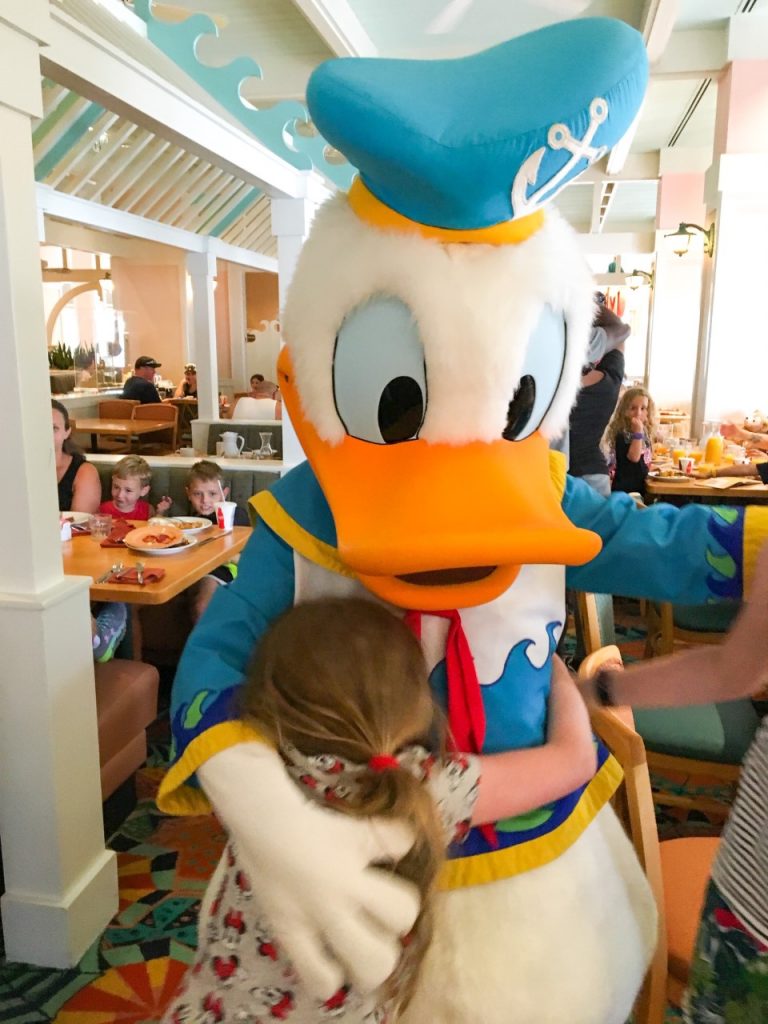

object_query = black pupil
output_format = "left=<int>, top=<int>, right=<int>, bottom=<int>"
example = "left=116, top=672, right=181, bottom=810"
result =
left=378, top=376, right=424, bottom=443
left=503, top=375, right=536, bottom=440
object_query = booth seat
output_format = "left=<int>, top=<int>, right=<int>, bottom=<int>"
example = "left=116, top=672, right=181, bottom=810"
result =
left=88, top=453, right=280, bottom=520
left=95, top=658, right=159, bottom=801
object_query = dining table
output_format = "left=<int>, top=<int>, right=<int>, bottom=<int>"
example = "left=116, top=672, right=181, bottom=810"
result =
left=71, top=417, right=173, bottom=453
left=62, top=523, right=251, bottom=657
left=646, top=475, right=768, bottom=505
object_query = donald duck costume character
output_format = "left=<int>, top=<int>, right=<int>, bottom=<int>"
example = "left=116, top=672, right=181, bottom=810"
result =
left=159, top=18, right=768, bottom=1024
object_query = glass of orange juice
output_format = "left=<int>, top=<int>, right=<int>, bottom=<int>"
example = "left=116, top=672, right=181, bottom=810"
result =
left=704, top=434, right=724, bottom=466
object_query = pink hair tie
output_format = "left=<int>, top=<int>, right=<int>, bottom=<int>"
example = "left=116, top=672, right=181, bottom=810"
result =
left=368, top=755, right=400, bottom=773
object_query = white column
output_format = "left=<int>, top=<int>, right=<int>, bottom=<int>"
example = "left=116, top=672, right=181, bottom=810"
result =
left=271, top=196, right=316, bottom=471
left=0, top=5, right=117, bottom=967
left=228, top=264, right=248, bottom=392
left=186, top=249, right=219, bottom=421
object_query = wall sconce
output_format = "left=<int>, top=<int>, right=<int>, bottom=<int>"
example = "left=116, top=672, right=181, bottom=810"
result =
left=664, top=222, right=715, bottom=258
left=626, top=268, right=654, bottom=290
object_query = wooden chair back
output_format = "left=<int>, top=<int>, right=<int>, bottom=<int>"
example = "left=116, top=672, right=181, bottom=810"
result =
left=575, top=592, right=743, bottom=822
left=578, top=647, right=668, bottom=1024
left=132, top=403, right=179, bottom=452
left=98, top=399, right=138, bottom=419
left=645, top=601, right=728, bottom=658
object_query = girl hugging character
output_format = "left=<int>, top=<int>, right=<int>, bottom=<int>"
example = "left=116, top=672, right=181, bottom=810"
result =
left=163, top=597, right=596, bottom=1023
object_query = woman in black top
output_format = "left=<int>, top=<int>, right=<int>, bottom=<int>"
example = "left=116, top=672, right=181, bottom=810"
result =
left=52, top=399, right=101, bottom=512
left=604, top=387, right=656, bottom=495
left=175, top=364, right=198, bottom=399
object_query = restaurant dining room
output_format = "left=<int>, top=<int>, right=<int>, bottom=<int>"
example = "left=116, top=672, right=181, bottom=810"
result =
left=3, top=1, right=768, bottom=1023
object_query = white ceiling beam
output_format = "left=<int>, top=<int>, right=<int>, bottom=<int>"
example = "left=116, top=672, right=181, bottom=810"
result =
left=579, top=231, right=656, bottom=255
left=606, top=0, right=680, bottom=176
left=43, top=3, right=308, bottom=199
left=582, top=152, right=660, bottom=183
left=589, top=183, right=603, bottom=235
left=38, top=185, right=278, bottom=271
left=651, top=27, right=727, bottom=78
left=642, top=0, right=682, bottom=63
left=124, top=146, right=187, bottom=216
left=728, top=12, right=768, bottom=61
left=288, top=0, right=376, bottom=57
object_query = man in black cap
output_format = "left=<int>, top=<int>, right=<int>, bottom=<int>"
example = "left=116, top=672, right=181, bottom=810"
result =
left=122, top=356, right=163, bottom=404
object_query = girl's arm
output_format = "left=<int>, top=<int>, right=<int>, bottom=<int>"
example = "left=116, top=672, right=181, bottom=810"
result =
left=471, top=655, right=597, bottom=826
left=625, top=416, right=646, bottom=463
left=581, top=543, right=768, bottom=710
left=71, top=461, right=102, bottom=514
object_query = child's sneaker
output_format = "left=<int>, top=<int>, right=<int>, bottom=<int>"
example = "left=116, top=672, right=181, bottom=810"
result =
left=93, top=603, right=128, bottom=663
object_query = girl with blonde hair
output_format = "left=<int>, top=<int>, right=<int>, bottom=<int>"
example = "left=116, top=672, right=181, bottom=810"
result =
left=164, top=597, right=595, bottom=1023
left=603, top=386, right=657, bottom=495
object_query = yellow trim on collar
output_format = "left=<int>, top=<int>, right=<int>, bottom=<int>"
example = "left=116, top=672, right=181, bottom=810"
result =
left=250, top=490, right=355, bottom=578
left=157, top=721, right=269, bottom=816
left=349, top=178, right=545, bottom=247
left=744, top=506, right=768, bottom=592
left=548, top=448, right=568, bottom=500
left=438, top=753, right=622, bottom=890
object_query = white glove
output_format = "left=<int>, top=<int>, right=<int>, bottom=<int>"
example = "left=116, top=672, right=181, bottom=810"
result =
left=198, top=742, right=420, bottom=1000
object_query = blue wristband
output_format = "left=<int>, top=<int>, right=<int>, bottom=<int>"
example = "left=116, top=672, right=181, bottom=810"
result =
left=630, top=432, right=644, bottom=440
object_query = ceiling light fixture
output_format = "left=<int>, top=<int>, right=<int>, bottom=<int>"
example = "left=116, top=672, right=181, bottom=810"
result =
left=664, top=221, right=715, bottom=258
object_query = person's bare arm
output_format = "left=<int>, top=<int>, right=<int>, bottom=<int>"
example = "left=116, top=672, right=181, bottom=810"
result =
left=472, top=655, right=597, bottom=825
left=70, top=460, right=102, bottom=514
left=722, top=423, right=768, bottom=450
left=581, top=544, right=768, bottom=708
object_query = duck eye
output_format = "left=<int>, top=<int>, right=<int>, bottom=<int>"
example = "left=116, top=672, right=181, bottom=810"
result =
left=502, top=305, right=567, bottom=442
left=503, top=376, right=536, bottom=440
left=333, top=296, right=427, bottom=445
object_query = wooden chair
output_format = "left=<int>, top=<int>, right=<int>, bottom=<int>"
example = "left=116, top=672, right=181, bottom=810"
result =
left=644, top=599, right=737, bottom=658
left=131, top=402, right=179, bottom=454
left=575, top=591, right=755, bottom=823
left=578, top=646, right=719, bottom=1022
left=95, top=398, right=139, bottom=453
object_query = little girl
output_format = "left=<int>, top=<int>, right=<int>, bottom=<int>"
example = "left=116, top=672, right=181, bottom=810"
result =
left=604, top=386, right=657, bottom=495
left=163, top=598, right=596, bottom=1024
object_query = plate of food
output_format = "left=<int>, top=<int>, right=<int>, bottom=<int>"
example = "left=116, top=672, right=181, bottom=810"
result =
left=123, top=524, right=196, bottom=555
left=165, top=516, right=213, bottom=535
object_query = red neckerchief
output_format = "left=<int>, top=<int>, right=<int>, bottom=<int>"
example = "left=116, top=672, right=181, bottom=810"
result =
left=404, top=609, right=497, bottom=847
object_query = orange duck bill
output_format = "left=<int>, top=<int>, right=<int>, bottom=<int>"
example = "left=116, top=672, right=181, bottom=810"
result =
left=279, top=353, right=602, bottom=611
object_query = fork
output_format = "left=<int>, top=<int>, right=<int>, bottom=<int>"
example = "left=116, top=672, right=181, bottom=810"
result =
left=95, top=562, right=123, bottom=584
left=135, top=561, right=145, bottom=586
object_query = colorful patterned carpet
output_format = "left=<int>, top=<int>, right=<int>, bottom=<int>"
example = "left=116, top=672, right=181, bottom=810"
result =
left=0, top=601, right=721, bottom=1022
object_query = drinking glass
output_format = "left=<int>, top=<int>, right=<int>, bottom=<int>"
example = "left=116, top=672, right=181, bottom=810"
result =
left=257, top=432, right=276, bottom=459
left=89, top=513, right=112, bottom=541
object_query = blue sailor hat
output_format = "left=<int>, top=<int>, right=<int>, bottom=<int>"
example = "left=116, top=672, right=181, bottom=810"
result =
left=307, top=17, right=648, bottom=234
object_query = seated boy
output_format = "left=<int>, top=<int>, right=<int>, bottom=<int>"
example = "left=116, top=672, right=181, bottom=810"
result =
left=99, top=455, right=172, bottom=521
left=184, top=460, right=250, bottom=620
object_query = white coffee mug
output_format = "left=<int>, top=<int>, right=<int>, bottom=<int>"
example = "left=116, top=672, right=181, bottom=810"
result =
left=178, top=447, right=196, bottom=457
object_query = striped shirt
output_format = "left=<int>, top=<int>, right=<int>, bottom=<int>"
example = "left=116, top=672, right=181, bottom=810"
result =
left=712, top=716, right=768, bottom=945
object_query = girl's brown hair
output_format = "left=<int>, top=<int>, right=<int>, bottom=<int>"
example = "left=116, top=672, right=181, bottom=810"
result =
left=241, top=597, right=445, bottom=1011
left=603, top=386, right=657, bottom=454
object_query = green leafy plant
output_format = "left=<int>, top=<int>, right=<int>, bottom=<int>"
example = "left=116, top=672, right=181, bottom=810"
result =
left=74, top=342, right=96, bottom=369
left=48, top=342, right=74, bottom=370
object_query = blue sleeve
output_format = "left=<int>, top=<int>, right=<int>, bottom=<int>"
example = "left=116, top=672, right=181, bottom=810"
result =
left=563, top=474, right=744, bottom=603
left=168, top=520, right=296, bottom=768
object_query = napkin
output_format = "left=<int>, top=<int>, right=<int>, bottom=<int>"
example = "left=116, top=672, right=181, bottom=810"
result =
left=107, top=567, right=166, bottom=585
left=100, top=521, right=134, bottom=547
